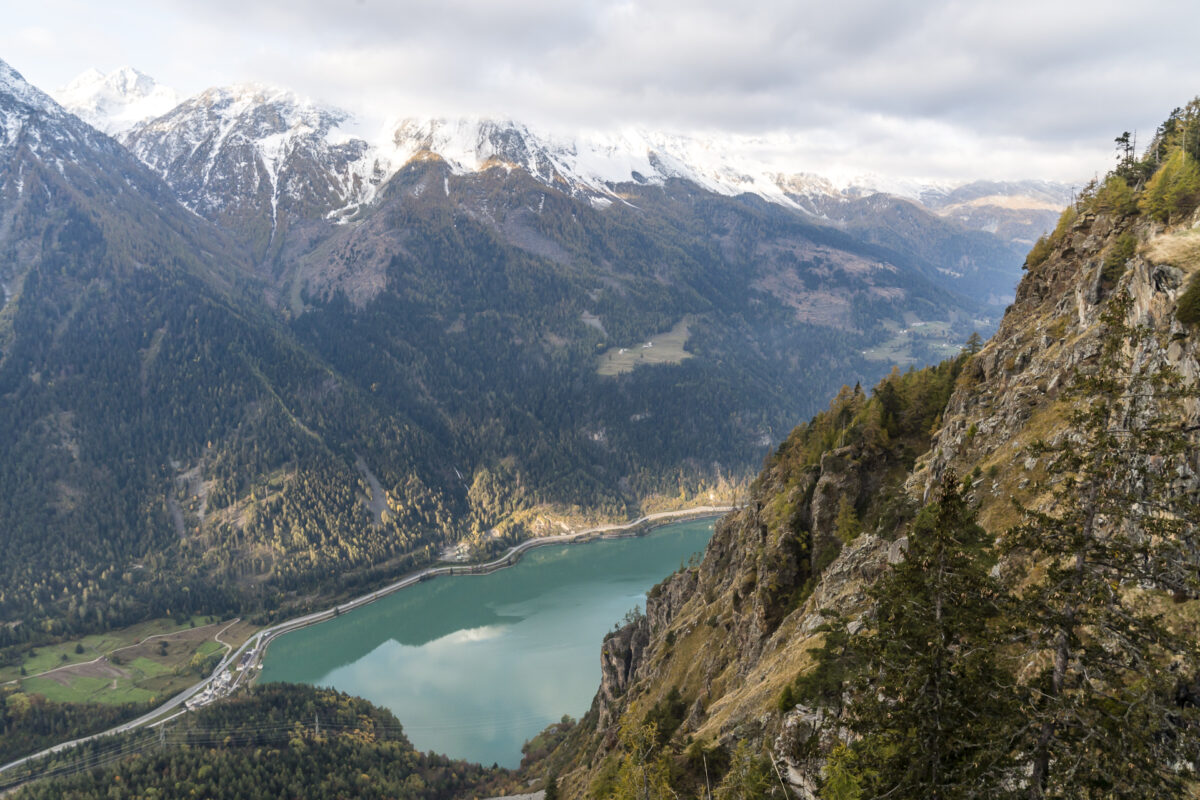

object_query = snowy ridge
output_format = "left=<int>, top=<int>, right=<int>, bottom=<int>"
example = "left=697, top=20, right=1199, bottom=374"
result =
left=368, top=119, right=1070, bottom=215
left=125, top=83, right=344, bottom=177
left=54, top=67, right=179, bottom=135
left=378, top=117, right=810, bottom=208
left=0, top=59, right=57, bottom=114
left=0, top=57, right=123, bottom=166
left=1, top=57, right=69, bottom=149
left=52, top=65, right=1073, bottom=230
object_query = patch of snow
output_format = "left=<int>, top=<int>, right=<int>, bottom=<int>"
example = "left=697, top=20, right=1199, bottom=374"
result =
left=0, top=58, right=57, bottom=114
left=842, top=173, right=955, bottom=202
left=256, top=130, right=290, bottom=246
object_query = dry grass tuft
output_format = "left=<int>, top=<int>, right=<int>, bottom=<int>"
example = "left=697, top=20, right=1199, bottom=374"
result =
left=1143, top=228, right=1200, bottom=274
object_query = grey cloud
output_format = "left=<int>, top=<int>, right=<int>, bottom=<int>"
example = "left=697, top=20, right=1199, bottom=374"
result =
left=5, top=0, right=1200, bottom=181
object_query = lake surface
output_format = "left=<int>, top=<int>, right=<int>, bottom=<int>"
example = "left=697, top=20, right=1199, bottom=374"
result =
left=259, top=518, right=715, bottom=767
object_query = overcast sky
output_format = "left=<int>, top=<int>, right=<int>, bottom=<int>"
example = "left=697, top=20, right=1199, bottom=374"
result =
left=4, top=0, right=1200, bottom=184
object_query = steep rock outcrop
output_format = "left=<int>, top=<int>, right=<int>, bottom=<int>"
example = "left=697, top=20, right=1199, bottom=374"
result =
left=538, top=361, right=959, bottom=794
left=911, top=207, right=1200, bottom=531
left=596, top=618, right=651, bottom=731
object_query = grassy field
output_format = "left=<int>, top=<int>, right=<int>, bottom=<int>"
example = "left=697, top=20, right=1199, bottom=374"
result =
left=597, top=317, right=693, bottom=376
left=0, top=616, right=214, bottom=682
left=2, top=616, right=259, bottom=706
left=23, top=671, right=159, bottom=705
left=862, top=319, right=960, bottom=364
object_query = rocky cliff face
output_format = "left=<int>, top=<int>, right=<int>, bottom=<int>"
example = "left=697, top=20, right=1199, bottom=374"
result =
left=544, top=367, right=953, bottom=794
left=912, top=205, right=1200, bottom=531
left=535, top=154, right=1200, bottom=799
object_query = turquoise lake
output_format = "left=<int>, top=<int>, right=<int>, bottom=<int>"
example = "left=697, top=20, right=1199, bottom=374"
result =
left=258, top=518, right=715, bottom=767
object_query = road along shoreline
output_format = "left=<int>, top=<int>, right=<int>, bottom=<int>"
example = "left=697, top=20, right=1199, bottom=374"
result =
left=0, top=504, right=735, bottom=782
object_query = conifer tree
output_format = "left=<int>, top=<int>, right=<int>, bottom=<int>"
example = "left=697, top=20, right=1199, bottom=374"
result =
left=833, top=496, right=860, bottom=544
left=964, top=331, right=983, bottom=355
left=1139, top=148, right=1200, bottom=223
left=612, top=720, right=674, bottom=800
left=835, top=471, right=1017, bottom=800
left=715, top=740, right=785, bottom=799
left=1001, top=292, right=1200, bottom=798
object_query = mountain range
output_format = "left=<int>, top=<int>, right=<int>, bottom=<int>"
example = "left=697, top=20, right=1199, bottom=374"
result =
left=0, top=57, right=1072, bottom=660
left=63, top=67, right=1071, bottom=288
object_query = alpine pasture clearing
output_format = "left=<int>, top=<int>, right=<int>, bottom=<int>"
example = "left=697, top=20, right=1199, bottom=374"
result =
left=597, top=318, right=693, bottom=376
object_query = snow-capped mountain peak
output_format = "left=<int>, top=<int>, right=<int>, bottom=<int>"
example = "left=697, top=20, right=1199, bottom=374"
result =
left=78, top=71, right=1074, bottom=268
left=131, top=82, right=351, bottom=153
left=119, top=82, right=384, bottom=259
left=36, top=66, right=1078, bottom=232
left=54, top=66, right=179, bottom=135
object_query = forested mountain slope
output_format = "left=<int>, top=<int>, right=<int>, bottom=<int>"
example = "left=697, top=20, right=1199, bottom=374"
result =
left=528, top=102, right=1200, bottom=800
left=5, top=684, right=512, bottom=799
left=0, top=59, right=455, bottom=644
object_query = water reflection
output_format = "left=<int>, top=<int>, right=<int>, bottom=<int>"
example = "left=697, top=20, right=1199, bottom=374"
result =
left=260, top=519, right=714, bottom=767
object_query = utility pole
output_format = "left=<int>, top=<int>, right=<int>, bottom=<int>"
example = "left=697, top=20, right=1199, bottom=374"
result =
left=314, top=713, right=320, bottom=737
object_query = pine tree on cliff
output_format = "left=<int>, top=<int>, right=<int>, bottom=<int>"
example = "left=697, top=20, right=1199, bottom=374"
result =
left=832, top=471, right=1017, bottom=800
left=1001, top=291, right=1200, bottom=798
left=611, top=720, right=674, bottom=800
left=714, top=740, right=786, bottom=799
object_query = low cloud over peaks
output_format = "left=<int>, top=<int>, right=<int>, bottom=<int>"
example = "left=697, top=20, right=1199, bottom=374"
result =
left=4, top=0, right=1200, bottom=182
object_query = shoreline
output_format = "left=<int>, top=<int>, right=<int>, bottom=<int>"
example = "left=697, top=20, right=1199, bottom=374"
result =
left=0, top=504, right=735, bottom=782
